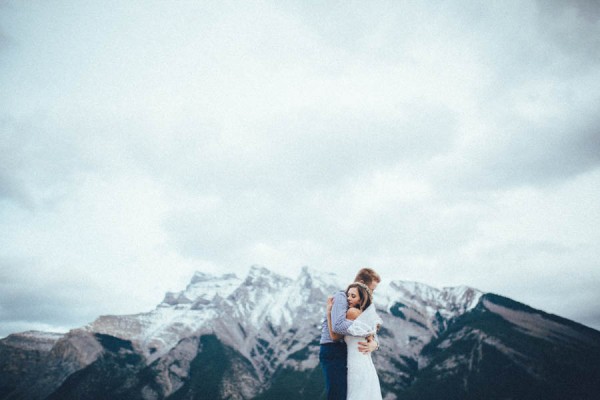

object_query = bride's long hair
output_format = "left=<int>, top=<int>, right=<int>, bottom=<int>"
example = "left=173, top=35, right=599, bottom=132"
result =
left=346, top=282, right=372, bottom=311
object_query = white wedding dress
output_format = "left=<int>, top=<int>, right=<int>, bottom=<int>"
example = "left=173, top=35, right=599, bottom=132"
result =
left=345, top=304, right=383, bottom=400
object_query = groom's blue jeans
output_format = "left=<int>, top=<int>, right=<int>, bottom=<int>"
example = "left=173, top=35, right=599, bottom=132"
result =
left=319, top=342, right=347, bottom=400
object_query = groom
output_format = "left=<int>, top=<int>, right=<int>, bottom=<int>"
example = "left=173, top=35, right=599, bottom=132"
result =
left=319, top=268, right=381, bottom=400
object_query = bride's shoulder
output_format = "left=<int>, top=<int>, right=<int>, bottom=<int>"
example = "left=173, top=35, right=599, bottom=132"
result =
left=347, top=307, right=362, bottom=320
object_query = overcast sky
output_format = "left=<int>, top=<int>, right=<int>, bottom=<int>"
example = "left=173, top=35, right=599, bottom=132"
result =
left=1, top=1, right=599, bottom=338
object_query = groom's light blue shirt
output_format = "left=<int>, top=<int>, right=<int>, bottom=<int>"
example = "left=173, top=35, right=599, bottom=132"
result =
left=320, top=290, right=354, bottom=344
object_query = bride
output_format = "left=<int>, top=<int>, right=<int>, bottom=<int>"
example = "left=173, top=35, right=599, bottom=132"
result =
left=327, top=282, right=383, bottom=400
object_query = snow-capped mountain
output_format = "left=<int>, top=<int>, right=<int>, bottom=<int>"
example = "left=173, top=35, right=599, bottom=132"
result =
left=1, top=266, right=599, bottom=400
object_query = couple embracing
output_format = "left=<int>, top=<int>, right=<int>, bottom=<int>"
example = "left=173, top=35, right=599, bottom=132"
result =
left=319, top=268, right=383, bottom=400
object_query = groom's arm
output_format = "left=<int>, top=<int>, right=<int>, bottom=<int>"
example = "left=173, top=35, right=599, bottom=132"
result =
left=358, top=325, right=380, bottom=353
left=358, top=336, right=379, bottom=353
left=331, top=291, right=353, bottom=335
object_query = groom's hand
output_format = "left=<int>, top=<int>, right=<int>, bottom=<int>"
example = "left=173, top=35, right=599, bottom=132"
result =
left=358, top=336, right=378, bottom=354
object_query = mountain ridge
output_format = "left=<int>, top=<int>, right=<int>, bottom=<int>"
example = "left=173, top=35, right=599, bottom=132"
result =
left=1, top=266, right=599, bottom=400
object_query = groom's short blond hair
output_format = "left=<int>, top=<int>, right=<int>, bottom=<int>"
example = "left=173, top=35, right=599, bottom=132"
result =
left=354, top=268, right=381, bottom=285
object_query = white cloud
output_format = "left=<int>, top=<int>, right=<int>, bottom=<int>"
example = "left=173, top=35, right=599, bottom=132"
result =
left=1, top=1, right=600, bottom=336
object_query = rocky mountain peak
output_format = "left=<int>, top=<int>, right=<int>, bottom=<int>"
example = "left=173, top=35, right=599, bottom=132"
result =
left=243, top=265, right=291, bottom=288
left=189, top=271, right=238, bottom=285
left=161, top=271, right=242, bottom=307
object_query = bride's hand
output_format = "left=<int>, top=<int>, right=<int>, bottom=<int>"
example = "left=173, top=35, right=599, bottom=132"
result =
left=327, top=296, right=334, bottom=314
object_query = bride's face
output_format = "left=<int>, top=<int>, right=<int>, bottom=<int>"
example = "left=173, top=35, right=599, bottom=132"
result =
left=347, top=287, right=361, bottom=308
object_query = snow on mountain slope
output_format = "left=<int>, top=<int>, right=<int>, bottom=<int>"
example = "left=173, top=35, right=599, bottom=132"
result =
left=86, top=265, right=480, bottom=367
left=86, top=271, right=242, bottom=359
left=1, top=331, right=64, bottom=352
left=161, top=271, right=242, bottom=306
left=377, top=281, right=482, bottom=318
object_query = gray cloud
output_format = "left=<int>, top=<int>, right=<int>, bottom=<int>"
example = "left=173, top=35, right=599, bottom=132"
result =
left=0, top=115, right=92, bottom=210
left=135, top=105, right=458, bottom=199
left=0, top=258, right=100, bottom=337
left=1, top=1, right=599, bottom=337
left=537, top=0, right=600, bottom=27
left=444, top=109, right=600, bottom=191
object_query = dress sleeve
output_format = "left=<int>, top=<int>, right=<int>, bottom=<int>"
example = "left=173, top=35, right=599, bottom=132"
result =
left=347, top=305, right=382, bottom=337
left=331, top=291, right=353, bottom=335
